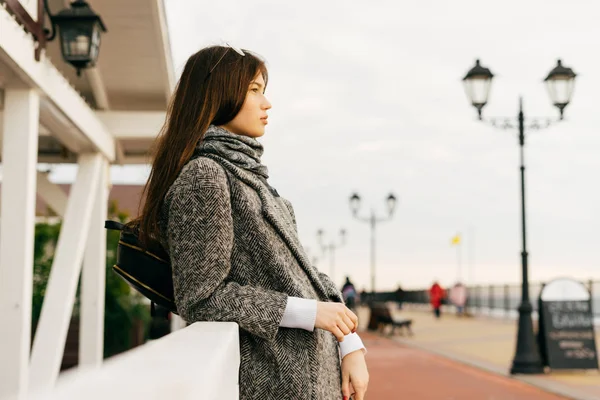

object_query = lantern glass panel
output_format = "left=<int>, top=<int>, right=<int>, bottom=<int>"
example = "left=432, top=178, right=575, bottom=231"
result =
left=545, top=76, right=575, bottom=106
left=463, top=76, right=492, bottom=106
left=60, top=21, right=94, bottom=60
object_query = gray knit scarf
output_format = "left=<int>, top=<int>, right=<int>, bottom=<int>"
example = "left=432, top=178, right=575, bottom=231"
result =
left=195, top=125, right=269, bottom=179
left=194, top=125, right=278, bottom=196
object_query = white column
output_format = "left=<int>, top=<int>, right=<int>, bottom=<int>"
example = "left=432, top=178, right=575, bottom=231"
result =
left=29, top=153, right=103, bottom=392
left=36, top=171, right=68, bottom=217
left=0, top=89, right=40, bottom=400
left=79, top=159, right=109, bottom=367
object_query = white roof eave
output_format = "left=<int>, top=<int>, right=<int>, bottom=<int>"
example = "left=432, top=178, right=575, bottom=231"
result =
left=0, top=6, right=116, bottom=161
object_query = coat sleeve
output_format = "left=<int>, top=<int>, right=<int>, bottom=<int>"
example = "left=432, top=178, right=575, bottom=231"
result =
left=281, top=197, right=344, bottom=303
left=318, top=272, right=344, bottom=303
left=166, top=162, right=288, bottom=341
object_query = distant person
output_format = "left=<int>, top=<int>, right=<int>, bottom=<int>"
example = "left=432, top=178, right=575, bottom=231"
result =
left=429, top=281, right=445, bottom=319
left=341, top=276, right=358, bottom=311
left=449, top=282, right=467, bottom=316
left=395, top=284, right=405, bottom=309
left=359, top=287, right=368, bottom=306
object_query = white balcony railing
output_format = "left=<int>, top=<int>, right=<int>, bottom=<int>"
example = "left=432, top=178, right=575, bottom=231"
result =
left=30, top=322, right=240, bottom=400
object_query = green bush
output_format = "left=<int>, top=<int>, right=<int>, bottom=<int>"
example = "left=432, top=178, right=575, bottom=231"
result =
left=32, top=200, right=151, bottom=359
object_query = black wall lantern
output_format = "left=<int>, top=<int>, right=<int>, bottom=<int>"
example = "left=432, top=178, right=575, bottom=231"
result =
left=3, top=0, right=107, bottom=74
left=44, top=0, right=107, bottom=75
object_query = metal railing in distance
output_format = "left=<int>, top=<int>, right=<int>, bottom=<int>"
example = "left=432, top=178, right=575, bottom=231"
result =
left=370, top=279, right=600, bottom=321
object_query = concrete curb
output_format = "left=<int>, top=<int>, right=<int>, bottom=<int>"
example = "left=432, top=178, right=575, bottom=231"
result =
left=390, top=335, right=600, bottom=400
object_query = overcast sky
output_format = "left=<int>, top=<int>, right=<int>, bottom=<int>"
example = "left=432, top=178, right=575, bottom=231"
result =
left=50, top=0, right=600, bottom=290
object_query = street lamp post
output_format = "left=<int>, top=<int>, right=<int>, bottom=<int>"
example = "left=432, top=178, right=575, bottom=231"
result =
left=349, top=193, right=397, bottom=293
left=462, top=59, right=577, bottom=375
left=303, top=247, right=320, bottom=268
left=316, top=229, right=346, bottom=283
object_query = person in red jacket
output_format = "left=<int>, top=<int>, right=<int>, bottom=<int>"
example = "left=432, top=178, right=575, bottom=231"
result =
left=429, top=281, right=445, bottom=319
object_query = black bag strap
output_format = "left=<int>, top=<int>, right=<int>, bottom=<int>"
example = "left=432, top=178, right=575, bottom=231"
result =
left=104, top=220, right=125, bottom=231
left=150, top=302, right=170, bottom=320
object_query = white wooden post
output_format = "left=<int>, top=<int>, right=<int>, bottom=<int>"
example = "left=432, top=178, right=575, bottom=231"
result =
left=0, top=89, right=40, bottom=400
left=36, top=171, right=68, bottom=217
left=79, top=159, right=109, bottom=367
left=29, top=153, right=104, bottom=391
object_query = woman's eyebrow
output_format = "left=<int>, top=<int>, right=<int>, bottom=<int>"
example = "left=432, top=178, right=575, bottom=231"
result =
left=250, top=81, right=264, bottom=88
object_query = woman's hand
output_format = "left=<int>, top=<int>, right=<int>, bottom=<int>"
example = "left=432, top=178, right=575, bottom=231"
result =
left=314, top=302, right=358, bottom=342
left=341, top=350, right=369, bottom=400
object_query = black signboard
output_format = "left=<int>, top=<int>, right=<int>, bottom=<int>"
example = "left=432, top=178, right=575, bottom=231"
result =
left=538, top=281, right=598, bottom=370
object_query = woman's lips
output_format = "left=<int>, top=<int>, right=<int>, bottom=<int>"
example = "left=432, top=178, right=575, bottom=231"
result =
left=261, top=117, right=268, bottom=125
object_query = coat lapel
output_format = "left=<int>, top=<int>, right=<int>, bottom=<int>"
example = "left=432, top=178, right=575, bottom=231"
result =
left=201, top=155, right=329, bottom=300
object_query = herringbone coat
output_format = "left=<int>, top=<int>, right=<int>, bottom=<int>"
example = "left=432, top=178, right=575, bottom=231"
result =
left=159, top=154, right=345, bottom=400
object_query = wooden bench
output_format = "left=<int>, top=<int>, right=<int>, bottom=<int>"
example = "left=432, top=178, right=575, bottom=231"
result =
left=367, top=303, right=413, bottom=336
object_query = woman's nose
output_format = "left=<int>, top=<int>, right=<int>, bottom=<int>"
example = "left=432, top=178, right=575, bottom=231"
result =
left=262, top=98, right=272, bottom=110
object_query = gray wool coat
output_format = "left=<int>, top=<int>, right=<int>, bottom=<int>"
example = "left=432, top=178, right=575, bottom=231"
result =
left=159, top=154, right=346, bottom=400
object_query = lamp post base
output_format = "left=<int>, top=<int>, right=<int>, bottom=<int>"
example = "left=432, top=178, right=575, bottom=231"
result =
left=510, top=360, right=544, bottom=375
left=510, top=302, right=544, bottom=375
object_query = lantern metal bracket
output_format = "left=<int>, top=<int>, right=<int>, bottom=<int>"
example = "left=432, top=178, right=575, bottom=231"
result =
left=480, top=116, right=563, bottom=131
left=42, top=0, right=57, bottom=41
left=317, top=229, right=347, bottom=257
left=525, top=117, right=563, bottom=131
left=3, top=0, right=46, bottom=61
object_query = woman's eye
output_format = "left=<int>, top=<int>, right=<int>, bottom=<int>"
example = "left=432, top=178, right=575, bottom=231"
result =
left=251, top=88, right=260, bottom=92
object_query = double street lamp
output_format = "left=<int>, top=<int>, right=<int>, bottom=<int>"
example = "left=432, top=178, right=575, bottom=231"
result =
left=316, top=229, right=347, bottom=283
left=349, top=193, right=397, bottom=292
left=462, top=59, right=577, bottom=374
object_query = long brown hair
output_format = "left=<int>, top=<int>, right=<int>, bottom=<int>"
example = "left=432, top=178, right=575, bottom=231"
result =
left=136, top=45, right=268, bottom=246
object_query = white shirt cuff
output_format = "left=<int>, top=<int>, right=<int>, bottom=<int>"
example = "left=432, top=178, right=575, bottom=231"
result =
left=280, top=297, right=317, bottom=331
left=340, top=332, right=367, bottom=359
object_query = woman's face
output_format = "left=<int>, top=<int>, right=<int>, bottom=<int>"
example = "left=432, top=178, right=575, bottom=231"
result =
left=221, top=73, right=271, bottom=138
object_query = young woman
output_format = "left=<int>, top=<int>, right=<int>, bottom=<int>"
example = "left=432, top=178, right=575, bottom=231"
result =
left=138, top=45, right=369, bottom=400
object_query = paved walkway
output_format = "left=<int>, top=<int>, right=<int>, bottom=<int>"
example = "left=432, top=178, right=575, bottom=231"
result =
left=357, top=305, right=600, bottom=400
left=361, top=331, right=568, bottom=400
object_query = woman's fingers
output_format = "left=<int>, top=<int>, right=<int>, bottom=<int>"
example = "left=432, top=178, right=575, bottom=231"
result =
left=337, top=305, right=358, bottom=336
left=315, top=302, right=361, bottom=339
left=338, top=316, right=352, bottom=335
left=341, top=314, right=355, bottom=334
left=353, top=384, right=366, bottom=400
left=341, top=373, right=351, bottom=399
left=351, top=378, right=368, bottom=400
left=345, top=308, right=359, bottom=329
left=348, top=382, right=356, bottom=399
left=332, top=326, right=345, bottom=342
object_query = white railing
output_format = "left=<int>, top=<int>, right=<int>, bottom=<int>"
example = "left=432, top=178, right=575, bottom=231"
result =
left=29, top=322, right=240, bottom=400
